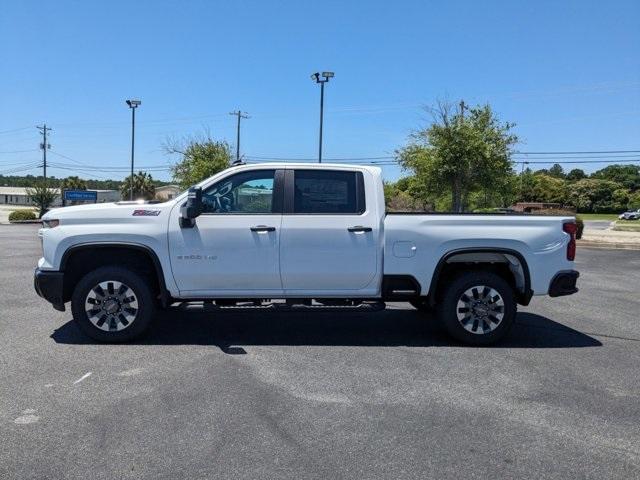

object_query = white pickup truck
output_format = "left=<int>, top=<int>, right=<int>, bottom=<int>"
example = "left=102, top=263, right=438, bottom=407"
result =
left=34, top=163, right=579, bottom=345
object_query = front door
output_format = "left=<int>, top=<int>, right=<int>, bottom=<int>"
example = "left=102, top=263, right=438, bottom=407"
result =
left=279, top=168, right=381, bottom=296
left=168, top=168, right=284, bottom=296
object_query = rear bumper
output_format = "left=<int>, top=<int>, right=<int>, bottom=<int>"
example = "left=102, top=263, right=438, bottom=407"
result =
left=548, top=270, right=579, bottom=297
left=34, top=268, right=65, bottom=311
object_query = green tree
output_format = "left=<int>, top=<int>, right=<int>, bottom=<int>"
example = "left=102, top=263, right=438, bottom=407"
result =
left=567, top=178, right=625, bottom=213
left=591, top=164, right=640, bottom=191
left=518, top=168, right=536, bottom=201
left=120, top=171, right=156, bottom=200
left=612, top=188, right=630, bottom=211
left=26, top=183, right=58, bottom=218
left=547, top=163, right=565, bottom=179
left=60, top=176, right=87, bottom=191
left=472, top=171, right=518, bottom=208
left=383, top=177, right=435, bottom=211
left=383, top=180, right=399, bottom=203
left=566, top=168, right=587, bottom=181
left=397, top=101, right=518, bottom=212
left=165, top=134, right=232, bottom=189
left=530, top=174, right=567, bottom=204
left=628, top=191, right=640, bottom=210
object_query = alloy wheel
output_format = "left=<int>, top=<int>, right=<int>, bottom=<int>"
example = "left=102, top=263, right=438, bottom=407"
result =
left=455, top=285, right=505, bottom=335
left=85, top=281, right=139, bottom=332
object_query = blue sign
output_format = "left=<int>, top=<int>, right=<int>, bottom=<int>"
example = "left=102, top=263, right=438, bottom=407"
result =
left=64, top=190, right=98, bottom=202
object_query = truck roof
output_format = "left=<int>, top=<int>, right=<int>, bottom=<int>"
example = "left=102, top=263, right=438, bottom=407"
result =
left=229, top=162, right=382, bottom=175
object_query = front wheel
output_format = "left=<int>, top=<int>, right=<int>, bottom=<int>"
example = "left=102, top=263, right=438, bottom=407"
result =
left=71, top=266, right=156, bottom=342
left=437, top=271, right=516, bottom=346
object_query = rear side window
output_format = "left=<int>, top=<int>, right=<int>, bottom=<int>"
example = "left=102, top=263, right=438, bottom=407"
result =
left=293, top=170, right=364, bottom=214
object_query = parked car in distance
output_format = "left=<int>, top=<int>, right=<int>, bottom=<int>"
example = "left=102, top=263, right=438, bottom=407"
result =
left=34, top=163, right=579, bottom=346
left=618, top=209, right=640, bottom=220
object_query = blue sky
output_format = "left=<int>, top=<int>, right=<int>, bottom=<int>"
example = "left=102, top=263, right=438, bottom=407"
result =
left=1, top=0, right=638, bottom=182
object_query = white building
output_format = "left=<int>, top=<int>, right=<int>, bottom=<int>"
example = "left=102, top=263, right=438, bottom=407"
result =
left=0, top=187, right=120, bottom=206
left=155, top=185, right=181, bottom=201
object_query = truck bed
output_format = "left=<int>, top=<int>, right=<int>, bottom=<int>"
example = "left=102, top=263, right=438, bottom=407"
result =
left=383, top=213, right=575, bottom=296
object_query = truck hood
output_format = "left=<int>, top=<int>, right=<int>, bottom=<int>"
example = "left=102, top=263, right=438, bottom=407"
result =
left=43, top=200, right=175, bottom=224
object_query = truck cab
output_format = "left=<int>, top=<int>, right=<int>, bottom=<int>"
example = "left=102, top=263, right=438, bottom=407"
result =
left=169, top=165, right=384, bottom=298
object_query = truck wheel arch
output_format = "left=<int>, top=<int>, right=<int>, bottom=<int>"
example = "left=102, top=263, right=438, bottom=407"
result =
left=428, top=248, right=532, bottom=306
left=60, top=243, right=171, bottom=307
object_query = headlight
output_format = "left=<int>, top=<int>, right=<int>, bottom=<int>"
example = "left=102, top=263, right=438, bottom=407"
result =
left=42, top=219, right=59, bottom=228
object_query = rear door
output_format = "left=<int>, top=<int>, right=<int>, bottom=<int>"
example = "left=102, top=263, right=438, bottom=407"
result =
left=279, top=168, right=381, bottom=296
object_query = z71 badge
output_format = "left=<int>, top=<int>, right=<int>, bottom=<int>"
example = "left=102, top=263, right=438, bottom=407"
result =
left=132, top=209, right=161, bottom=216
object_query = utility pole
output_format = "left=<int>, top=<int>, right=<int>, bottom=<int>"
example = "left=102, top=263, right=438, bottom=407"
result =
left=459, top=100, right=467, bottom=120
left=229, top=110, right=250, bottom=162
left=37, top=124, right=52, bottom=182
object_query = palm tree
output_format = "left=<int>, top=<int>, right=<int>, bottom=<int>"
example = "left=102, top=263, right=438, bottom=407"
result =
left=60, top=176, right=87, bottom=192
left=26, top=182, right=59, bottom=218
left=120, top=171, right=156, bottom=200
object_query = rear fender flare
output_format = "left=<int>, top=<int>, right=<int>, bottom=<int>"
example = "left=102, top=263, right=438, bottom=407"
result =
left=427, top=247, right=532, bottom=306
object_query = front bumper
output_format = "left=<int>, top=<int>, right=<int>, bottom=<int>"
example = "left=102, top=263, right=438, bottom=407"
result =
left=548, top=270, right=579, bottom=297
left=34, top=268, right=65, bottom=311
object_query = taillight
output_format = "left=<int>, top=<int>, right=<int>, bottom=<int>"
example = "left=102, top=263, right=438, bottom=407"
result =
left=563, top=222, right=577, bottom=261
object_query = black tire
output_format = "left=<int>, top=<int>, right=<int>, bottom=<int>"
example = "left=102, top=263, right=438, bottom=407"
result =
left=410, top=299, right=433, bottom=313
left=71, top=266, right=156, bottom=342
left=437, top=271, right=516, bottom=346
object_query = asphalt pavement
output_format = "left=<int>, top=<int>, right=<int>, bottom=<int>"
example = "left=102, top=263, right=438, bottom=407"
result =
left=1, top=224, right=639, bottom=479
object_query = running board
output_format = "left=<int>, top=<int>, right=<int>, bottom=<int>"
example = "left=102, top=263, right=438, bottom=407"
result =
left=176, top=301, right=386, bottom=312
left=289, top=302, right=385, bottom=312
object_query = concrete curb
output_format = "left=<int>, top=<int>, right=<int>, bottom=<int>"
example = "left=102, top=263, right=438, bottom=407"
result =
left=578, top=241, right=640, bottom=251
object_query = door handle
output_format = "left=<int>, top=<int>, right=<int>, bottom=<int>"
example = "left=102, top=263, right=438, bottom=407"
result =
left=347, top=226, right=372, bottom=233
left=250, top=225, right=276, bottom=232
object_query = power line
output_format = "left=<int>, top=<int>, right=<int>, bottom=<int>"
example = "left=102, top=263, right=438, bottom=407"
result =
left=514, top=158, right=640, bottom=165
left=514, top=150, right=640, bottom=155
left=247, top=149, right=640, bottom=162
left=48, top=150, right=86, bottom=166
left=49, top=151, right=175, bottom=172
left=0, top=159, right=42, bottom=167
left=47, top=161, right=172, bottom=172
left=512, top=154, right=640, bottom=159
left=0, top=126, right=33, bottom=135
left=42, top=164, right=117, bottom=180
left=0, top=163, right=42, bottom=175
left=0, top=149, right=40, bottom=154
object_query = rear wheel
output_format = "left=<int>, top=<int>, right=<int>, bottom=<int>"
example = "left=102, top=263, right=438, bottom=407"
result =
left=71, top=266, right=155, bottom=342
left=437, top=271, right=516, bottom=345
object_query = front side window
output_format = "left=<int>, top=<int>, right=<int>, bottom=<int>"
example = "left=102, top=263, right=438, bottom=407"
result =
left=293, top=170, right=363, bottom=214
left=202, top=170, right=275, bottom=214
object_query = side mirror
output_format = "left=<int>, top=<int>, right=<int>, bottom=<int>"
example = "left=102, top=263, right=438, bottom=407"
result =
left=180, top=187, right=203, bottom=228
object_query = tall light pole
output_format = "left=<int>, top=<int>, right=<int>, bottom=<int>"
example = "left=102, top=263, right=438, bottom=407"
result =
left=311, top=71, right=334, bottom=163
left=125, top=99, right=141, bottom=200
left=229, top=110, right=250, bottom=162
